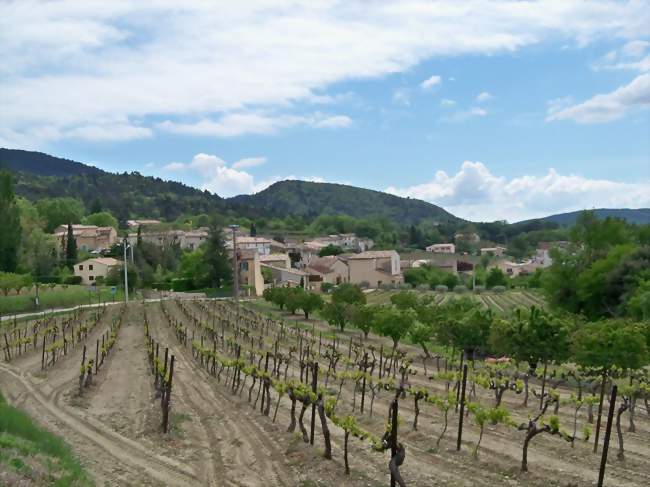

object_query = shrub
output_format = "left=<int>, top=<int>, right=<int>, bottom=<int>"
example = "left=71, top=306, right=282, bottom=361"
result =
left=399, top=283, right=412, bottom=290
left=379, top=283, right=393, bottom=290
left=492, top=285, right=507, bottom=293
left=63, top=275, right=82, bottom=285
left=171, top=278, right=194, bottom=292
left=473, top=285, right=485, bottom=294
left=36, top=276, right=61, bottom=284
left=453, top=285, right=468, bottom=294
left=321, top=282, right=334, bottom=293
left=416, top=284, right=430, bottom=292
left=435, top=284, right=448, bottom=293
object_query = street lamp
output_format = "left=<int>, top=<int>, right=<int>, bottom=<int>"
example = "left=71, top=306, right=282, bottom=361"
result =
left=229, top=225, right=239, bottom=302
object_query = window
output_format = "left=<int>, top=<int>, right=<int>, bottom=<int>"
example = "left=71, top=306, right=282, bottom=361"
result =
left=89, top=265, right=94, bottom=270
left=89, top=275, right=94, bottom=281
left=79, top=265, right=83, bottom=270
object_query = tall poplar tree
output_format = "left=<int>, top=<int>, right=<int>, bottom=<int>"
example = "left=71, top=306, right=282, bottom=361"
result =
left=65, top=222, right=77, bottom=268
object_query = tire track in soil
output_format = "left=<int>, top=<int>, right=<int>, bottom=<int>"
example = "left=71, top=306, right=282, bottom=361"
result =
left=0, top=362, right=199, bottom=486
left=151, top=302, right=295, bottom=486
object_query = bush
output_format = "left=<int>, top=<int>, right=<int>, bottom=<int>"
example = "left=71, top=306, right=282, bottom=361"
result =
left=321, top=282, right=334, bottom=293
left=416, top=284, right=430, bottom=292
left=379, top=283, right=393, bottom=290
left=434, top=284, right=448, bottom=293
left=171, top=278, right=194, bottom=292
left=453, top=285, right=468, bottom=294
left=36, top=276, right=61, bottom=284
left=473, top=285, right=485, bottom=294
left=492, top=285, right=507, bottom=293
left=398, top=283, right=411, bottom=290
left=153, top=281, right=171, bottom=290
left=63, top=275, right=82, bottom=285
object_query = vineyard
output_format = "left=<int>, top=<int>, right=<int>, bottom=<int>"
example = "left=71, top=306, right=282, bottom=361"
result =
left=0, top=297, right=649, bottom=486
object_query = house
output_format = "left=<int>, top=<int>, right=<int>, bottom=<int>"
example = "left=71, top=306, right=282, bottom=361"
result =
left=259, top=253, right=291, bottom=269
left=305, top=255, right=349, bottom=290
left=54, top=225, right=118, bottom=252
left=126, top=228, right=208, bottom=250
left=226, top=236, right=273, bottom=255
left=347, top=250, right=403, bottom=288
left=426, top=243, right=455, bottom=254
left=237, top=250, right=265, bottom=296
left=479, top=246, right=506, bottom=257
left=74, top=257, right=120, bottom=285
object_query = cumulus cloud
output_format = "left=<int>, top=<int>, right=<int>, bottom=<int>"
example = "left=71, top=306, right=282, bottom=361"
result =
left=420, top=75, right=442, bottom=90
left=547, top=73, right=650, bottom=123
left=3, top=1, right=647, bottom=146
left=440, top=99, right=456, bottom=106
left=592, top=39, right=650, bottom=72
left=385, top=161, right=650, bottom=222
left=162, top=153, right=328, bottom=197
left=232, top=157, right=267, bottom=170
left=440, top=107, right=488, bottom=122
left=475, top=91, right=493, bottom=102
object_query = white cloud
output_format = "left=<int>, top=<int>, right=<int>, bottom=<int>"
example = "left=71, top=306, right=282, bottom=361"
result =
left=386, top=160, right=650, bottom=222
left=2, top=1, right=649, bottom=146
left=475, top=91, right=493, bottom=102
left=440, top=106, right=488, bottom=122
left=420, top=75, right=442, bottom=90
left=157, top=112, right=350, bottom=137
left=162, top=153, right=328, bottom=197
left=232, top=157, right=267, bottom=170
left=592, top=39, right=650, bottom=72
left=440, top=98, right=456, bottom=106
left=547, top=73, right=650, bottom=123
left=393, top=88, right=410, bottom=106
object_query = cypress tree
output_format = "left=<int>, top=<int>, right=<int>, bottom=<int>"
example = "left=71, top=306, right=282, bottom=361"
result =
left=250, top=222, right=257, bottom=237
left=0, top=171, right=22, bottom=272
left=65, top=222, right=77, bottom=268
left=137, top=225, right=143, bottom=246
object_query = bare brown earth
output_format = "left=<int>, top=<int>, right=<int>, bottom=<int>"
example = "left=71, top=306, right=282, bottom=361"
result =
left=1, top=298, right=649, bottom=486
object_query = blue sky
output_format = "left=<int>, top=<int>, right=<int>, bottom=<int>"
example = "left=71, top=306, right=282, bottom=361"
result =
left=1, top=1, right=649, bottom=222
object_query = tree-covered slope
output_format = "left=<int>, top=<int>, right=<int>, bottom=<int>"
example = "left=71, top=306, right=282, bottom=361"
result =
left=520, top=208, right=650, bottom=226
left=0, top=148, right=102, bottom=177
left=228, top=180, right=461, bottom=225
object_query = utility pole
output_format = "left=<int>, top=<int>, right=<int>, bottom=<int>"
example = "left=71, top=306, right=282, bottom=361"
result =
left=123, top=237, right=129, bottom=303
left=229, top=225, right=239, bottom=302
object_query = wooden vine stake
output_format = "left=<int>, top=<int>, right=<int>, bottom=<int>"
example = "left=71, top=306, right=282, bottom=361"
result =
left=456, top=364, right=468, bottom=451
left=597, top=385, right=618, bottom=487
left=310, top=362, right=318, bottom=445
left=162, top=355, right=175, bottom=433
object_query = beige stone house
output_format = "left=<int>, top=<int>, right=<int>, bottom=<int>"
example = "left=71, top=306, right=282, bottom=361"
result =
left=54, top=225, right=118, bottom=252
left=237, top=250, right=265, bottom=296
left=305, top=256, right=349, bottom=290
left=126, top=228, right=208, bottom=250
left=74, top=257, right=120, bottom=285
left=425, top=243, right=455, bottom=254
left=347, top=250, right=403, bottom=288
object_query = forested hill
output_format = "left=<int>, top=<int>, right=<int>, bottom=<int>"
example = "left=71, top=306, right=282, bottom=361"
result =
left=1, top=148, right=235, bottom=222
left=228, top=180, right=461, bottom=225
left=520, top=208, right=650, bottom=226
left=0, top=148, right=102, bottom=177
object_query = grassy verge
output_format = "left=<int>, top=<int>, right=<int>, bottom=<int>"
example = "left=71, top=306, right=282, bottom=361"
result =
left=0, top=285, right=133, bottom=315
left=0, top=389, right=92, bottom=486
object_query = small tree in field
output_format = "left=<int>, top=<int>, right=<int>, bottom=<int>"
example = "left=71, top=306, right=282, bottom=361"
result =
left=373, top=306, right=416, bottom=352
left=427, top=390, right=457, bottom=451
left=298, top=291, right=323, bottom=319
left=322, top=283, right=366, bottom=331
left=390, top=290, right=419, bottom=310
left=347, top=304, right=378, bottom=338
left=467, top=403, right=513, bottom=458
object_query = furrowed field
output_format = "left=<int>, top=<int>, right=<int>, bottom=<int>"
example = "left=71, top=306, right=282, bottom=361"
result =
left=1, top=294, right=648, bottom=486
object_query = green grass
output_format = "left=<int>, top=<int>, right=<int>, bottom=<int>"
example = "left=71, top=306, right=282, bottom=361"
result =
left=0, top=285, right=132, bottom=315
left=0, top=389, right=92, bottom=486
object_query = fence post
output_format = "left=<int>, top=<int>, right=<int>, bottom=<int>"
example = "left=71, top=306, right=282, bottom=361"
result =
left=597, top=385, right=618, bottom=487
left=456, top=364, right=468, bottom=451
left=310, top=362, right=318, bottom=445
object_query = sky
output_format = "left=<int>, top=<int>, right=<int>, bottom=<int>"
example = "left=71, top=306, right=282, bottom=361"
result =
left=1, top=0, right=649, bottom=223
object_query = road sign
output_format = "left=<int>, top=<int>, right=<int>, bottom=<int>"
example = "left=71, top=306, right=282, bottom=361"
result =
left=111, top=286, right=117, bottom=294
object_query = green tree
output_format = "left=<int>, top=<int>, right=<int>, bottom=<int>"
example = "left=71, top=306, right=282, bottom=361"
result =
left=250, top=222, right=257, bottom=237
left=90, top=197, right=102, bottom=214
left=0, top=171, right=22, bottom=272
left=83, top=211, right=118, bottom=229
left=298, top=291, right=324, bottom=319
left=390, top=290, right=419, bottom=310
left=36, top=197, right=85, bottom=233
left=347, top=304, right=378, bottom=338
left=318, top=244, right=344, bottom=257
left=485, top=267, right=508, bottom=289
left=202, top=215, right=231, bottom=288
left=19, top=228, right=57, bottom=277
left=508, top=235, right=530, bottom=260
left=373, top=306, right=416, bottom=349
left=65, top=223, right=77, bottom=268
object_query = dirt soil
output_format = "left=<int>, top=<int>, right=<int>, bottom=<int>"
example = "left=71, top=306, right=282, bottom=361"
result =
left=1, top=299, right=649, bottom=487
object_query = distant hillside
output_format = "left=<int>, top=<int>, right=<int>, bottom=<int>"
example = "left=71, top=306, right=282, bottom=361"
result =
left=228, top=180, right=461, bottom=225
left=2, top=148, right=234, bottom=223
left=521, top=208, right=650, bottom=226
left=0, top=148, right=102, bottom=177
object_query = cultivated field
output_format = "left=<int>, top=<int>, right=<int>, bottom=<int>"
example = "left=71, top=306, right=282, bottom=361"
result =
left=1, top=297, right=648, bottom=486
